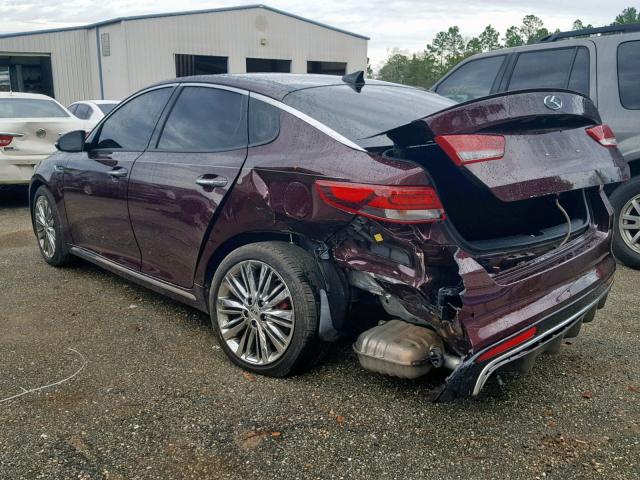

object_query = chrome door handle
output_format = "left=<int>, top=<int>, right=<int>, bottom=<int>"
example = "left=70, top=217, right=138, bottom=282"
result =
left=196, top=176, right=227, bottom=188
left=107, top=168, right=128, bottom=178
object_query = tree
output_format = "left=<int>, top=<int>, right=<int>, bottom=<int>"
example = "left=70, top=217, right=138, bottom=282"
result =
left=612, top=7, right=640, bottom=25
left=572, top=19, right=593, bottom=31
left=504, top=25, right=524, bottom=47
left=466, top=37, right=482, bottom=56
left=478, top=25, right=502, bottom=51
left=377, top=50, right=411, bottom=84
left=520, top=14, right=548, bottom=43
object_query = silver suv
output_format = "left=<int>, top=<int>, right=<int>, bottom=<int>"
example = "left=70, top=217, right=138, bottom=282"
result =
left=432, top=24, right=640, bottom=269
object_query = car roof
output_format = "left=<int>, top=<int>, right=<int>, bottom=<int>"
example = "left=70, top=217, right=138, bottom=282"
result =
left=70, top=100, right=119, bottom=105
left=154, top=73, right=413, bottom=101
left=0, top=92, right=57, bottom=100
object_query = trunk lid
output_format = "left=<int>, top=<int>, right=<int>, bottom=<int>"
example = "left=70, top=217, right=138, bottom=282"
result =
left=416, top=90, right=629, bottom=202
left=0, top=118, right=85, bottom=157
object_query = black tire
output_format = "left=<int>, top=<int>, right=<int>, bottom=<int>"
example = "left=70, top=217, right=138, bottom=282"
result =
left=209, top=241, right=325, bottom=377
left=32, top=186, right=74, bottom=267
left=610, top=175, right=640, bottom=269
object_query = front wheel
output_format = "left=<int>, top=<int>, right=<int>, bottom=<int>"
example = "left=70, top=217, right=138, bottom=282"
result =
left=32, top=186, right=73, bottom=267
left=209, top=242, right=325, bottom=377
left=610, top=176, right=640, bottom=269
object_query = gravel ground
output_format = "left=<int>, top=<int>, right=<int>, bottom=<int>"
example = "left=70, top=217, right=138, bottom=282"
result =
left=1, top=186, right=638, bottom=480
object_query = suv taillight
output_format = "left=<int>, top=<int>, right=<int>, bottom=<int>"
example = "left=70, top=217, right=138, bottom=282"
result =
left=586, top=124, right=617, bottom=147
left=435, top=134, right=505, bottom=166
left=315, top=180, right=445, bottom=224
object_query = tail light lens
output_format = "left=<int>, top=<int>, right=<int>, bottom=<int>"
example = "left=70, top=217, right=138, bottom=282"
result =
left=0, top=134, right=15, bottom=147
left=586, top=124, right=617, bottom=147
left=315, top=180, right=445, bottom=224
left=435, top=134, right=505, bottom=166
left=476, top=326, right=537, bottom=363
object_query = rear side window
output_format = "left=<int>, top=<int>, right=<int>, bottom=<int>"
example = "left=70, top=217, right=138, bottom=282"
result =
left=508, top=47, right=590, bottom=95
left=618, top=41, right=640, bottom=109
left=435, top=56, right=505, bottom=102
left=567, top=48, right=590, bottom=95
left=157, top=86, right=247, bottom=151
left=95, top=87, right=173, bottom=150
left=75, top=104, right=92, bottom=120
left=0, top=98, right=69, bottom=118
left=249, top=97, right=279, bottom=146
left=98, top=103, right=117, bottom=115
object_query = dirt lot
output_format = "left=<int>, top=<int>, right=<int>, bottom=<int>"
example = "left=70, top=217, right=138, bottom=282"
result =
left=0, top=187, right=638, bottom=480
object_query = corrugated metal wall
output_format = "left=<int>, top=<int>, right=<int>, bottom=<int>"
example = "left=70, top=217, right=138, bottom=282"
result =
left=0, top=29, right=98, bottom=105
left=0, top=7, right=368, bottom=104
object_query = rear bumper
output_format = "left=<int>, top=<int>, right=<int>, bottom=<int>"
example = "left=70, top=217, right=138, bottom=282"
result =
left=0, top=155, right=48, bottom=184
left=436, top=277, right=612, bottom=401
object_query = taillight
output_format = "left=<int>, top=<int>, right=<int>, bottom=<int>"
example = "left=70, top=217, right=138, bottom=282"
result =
left=475, top=326, right=537, bottom=363
left=315, top=180, right=445, bottom=224
left=0, top=134, right=15, bottom=147
left=586, top=124, right=617, bottom=147
left=435, top=134, right=505, bottom=166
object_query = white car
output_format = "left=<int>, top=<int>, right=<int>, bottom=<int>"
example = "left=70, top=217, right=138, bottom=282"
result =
left=67, top=100, right=119, bottom=125
left=0, top=92, right=91, bottom=185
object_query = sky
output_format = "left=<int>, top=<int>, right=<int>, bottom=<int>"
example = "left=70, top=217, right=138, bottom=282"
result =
left=0, top=0, right=635, bottom=68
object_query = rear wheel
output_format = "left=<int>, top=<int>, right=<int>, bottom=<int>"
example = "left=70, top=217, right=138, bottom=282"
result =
left=610, top=176, right=640, bottom=269
left=209, top=242, right=325, bottom=377
left=32, top=186, right=73, bottom=267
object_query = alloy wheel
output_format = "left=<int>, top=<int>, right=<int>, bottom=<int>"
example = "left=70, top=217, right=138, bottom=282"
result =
left=216, top=260, right=295, bottom=365
left=35, top=195, right=56, bottom=259
left=619, top=194, right=640, bottom=255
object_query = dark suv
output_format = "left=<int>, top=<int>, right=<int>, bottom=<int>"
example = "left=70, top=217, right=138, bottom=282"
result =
left=433, top=23, right=640, bottom=268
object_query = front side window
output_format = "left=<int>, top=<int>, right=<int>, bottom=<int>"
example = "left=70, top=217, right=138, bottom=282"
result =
left=0, top=98, right=69, bottom=118
left=435, top=56, right=506, bottom=102
left=97, top=103, right=117, bottom=115
left=618, top=41, right=640, bottom=109
left=157, top=87, right=247, bottom=151
left=508, top=47, right=589, bottom=94
left=94, top=87, right=173, bottom=150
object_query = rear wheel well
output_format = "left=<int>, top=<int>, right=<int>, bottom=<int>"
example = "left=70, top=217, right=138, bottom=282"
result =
left=203, top=231, right=307, bottom=288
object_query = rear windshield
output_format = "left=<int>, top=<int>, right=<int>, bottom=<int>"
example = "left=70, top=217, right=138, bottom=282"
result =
left=0, top=98, right=69, bottom=118
left=98, top=103, right=118, bottom=115
left=283, top=85, right=454, bottom=147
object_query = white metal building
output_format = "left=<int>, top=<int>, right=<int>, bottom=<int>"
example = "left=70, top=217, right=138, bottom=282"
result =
left=0, top=4, right=369, bottom=105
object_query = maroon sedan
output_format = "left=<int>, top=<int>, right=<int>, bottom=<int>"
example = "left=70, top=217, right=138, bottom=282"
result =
left=30, top=73, right=628, bottom=400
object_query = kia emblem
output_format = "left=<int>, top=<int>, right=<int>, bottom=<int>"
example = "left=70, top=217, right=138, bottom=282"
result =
left=543, top=95, right=563, bottom=110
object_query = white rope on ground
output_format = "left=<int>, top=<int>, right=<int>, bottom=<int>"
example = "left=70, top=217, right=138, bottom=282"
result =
left=0, top=348, right=87, bottom=405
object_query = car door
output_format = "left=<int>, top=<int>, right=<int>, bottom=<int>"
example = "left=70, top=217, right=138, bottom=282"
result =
left=128, top=85, right=249, bottom=288
left=62, top=86, right=175, bottom=270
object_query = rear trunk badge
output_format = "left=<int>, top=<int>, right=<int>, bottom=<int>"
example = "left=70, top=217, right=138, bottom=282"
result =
left=543, top=95, right=563, bottom=110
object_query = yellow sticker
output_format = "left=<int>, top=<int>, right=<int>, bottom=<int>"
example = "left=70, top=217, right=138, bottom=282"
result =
left=373, top=233, right=383, bottom=242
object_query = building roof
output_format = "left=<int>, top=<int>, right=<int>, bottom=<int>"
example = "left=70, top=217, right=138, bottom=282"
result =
left=0, top=4, right=369, bottom=41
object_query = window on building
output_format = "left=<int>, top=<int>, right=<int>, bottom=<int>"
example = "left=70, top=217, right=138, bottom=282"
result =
left=94, top=87, right=173, bottom=150
left=157, top=87, right=247, bottom=151
left=0, top=55, right=54, bottom=97
left=175, top=54, right=228, bottom=77
left=307, top=61, right=347, bottom=76
left=246, top=58, right=291, bottom=73
left=618, top=41, right=640, bottom=110
left=435, top=56, right=505, bottom=102
left=508, top=47, right=590, bottom=95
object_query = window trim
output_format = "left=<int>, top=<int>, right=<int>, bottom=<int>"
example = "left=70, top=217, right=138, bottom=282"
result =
left=504, top=46, right=590, bottom=95
left=149, top=84, right=250, bottom=154
left=87, top=84, right=178, bottom=152
left=617, top=40, right=640, bottom=110
left=434, top=54, right=507, bottom=100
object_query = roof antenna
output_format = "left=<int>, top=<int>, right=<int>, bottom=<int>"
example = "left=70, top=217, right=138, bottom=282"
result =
left=342, top=70, right=365, bottom=92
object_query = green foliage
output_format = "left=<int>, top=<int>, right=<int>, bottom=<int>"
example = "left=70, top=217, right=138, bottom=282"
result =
left=612, top=7, right=640, bottom=25
left=375, top=6, right=639, bottom=88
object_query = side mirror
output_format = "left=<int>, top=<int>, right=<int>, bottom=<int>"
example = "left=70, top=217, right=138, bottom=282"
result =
left=56, top=130, right=86, bottom=152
